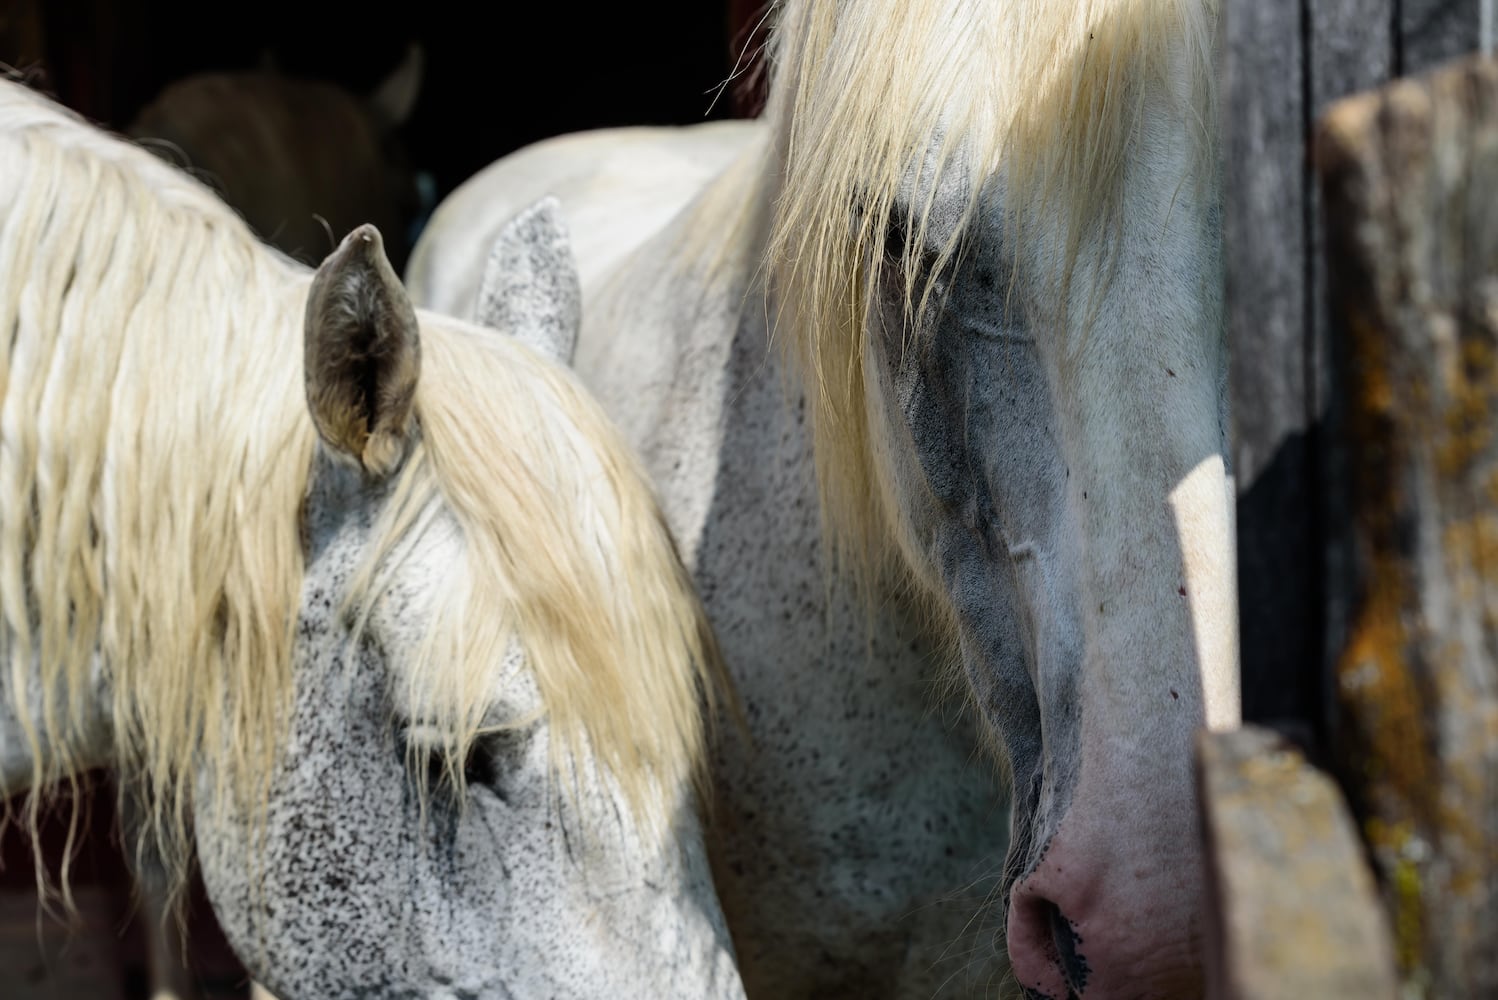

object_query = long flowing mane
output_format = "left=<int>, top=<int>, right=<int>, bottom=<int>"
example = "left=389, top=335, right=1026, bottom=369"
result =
left=763, top=0, right=1219, bottom=581
left=0, top=78, right=723, bottom=891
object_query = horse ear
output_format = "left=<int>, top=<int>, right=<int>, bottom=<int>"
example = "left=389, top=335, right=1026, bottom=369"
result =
left=368, top=43, right=424, bottom=130
left=304, top=224, right=421, bottom=478
left=475, top=196, right=582, bottom=366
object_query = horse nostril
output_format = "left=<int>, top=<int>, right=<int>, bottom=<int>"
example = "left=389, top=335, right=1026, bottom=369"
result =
left=1043, top=899, right=1091, bottom=995
left=1008, top=891, right=1085, bottom=1000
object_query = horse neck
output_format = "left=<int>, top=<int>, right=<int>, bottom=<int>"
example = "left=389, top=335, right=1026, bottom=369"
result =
left=575, top=128, right=956, bottom=711
left=572, top=126, right=1003, bottom=997
left=571, top=141, right=776, bottom=549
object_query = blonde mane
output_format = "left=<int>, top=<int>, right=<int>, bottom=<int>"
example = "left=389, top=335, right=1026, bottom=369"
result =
left=0, top=79, right=723, bottom=896
left=763, top=0, right=1219, bottom=582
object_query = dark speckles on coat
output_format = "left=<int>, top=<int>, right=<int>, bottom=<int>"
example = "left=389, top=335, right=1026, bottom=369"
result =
left=572, top=206, right=1011, bottom=997
left=193, top=452, right=743, bottom=999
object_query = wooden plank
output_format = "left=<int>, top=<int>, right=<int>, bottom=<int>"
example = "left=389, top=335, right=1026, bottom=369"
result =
left=1199, top=726, right=1398, bottom=1000
left=1223, top=0, right=1308, bottom=500
left=1223, top=0, right=1324, bottom=744
left=1311, top=0, right=1399, bottom=110
left=1403, top=0, right=1482, bottom=72
left=1316, top=53, right=1498, bottom=998
left=1309, top=0, right=1399, bottom=725
left=1306, top=0, right=1399, bottom=417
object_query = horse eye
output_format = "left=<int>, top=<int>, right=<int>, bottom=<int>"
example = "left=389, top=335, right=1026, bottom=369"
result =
left=883, top=212, right=909, bottom=264
left=458, top=739, right=498, bottom=789
left=849, top=193, right=913, bottom=265
left=880, top=212, right=949, bottom=292
left=405, top=724, right=498, bottom=792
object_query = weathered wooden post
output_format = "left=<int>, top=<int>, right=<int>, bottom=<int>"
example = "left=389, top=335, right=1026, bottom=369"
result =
left=1315, top=53, right=1498, bottom=997
left=1198, top=726, right=1398, bottom=999
left=1214, top=4, right=1495, bottom=996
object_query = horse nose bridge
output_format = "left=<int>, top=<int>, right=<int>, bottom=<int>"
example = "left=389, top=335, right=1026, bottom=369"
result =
left=995, top=395, right=1229, bottom=996
left=1050, top=352, right=1234, bottom=686
left=1060, top=451, right=1236, bottom=736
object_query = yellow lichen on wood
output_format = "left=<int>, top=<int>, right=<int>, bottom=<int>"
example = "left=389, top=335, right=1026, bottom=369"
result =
left=1435, top=336, right=1497, bottom=477
left=1336, top=559, right=1434, bottom=988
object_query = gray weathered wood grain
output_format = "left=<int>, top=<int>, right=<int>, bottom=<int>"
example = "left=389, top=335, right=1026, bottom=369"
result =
left=1403, top=0, right=1483, bottom=71
left=1223, top=0, right=1323, bottom=740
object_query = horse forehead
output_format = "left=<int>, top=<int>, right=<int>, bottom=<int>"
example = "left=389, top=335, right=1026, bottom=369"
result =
left=300, top=471, right=446, bottom=634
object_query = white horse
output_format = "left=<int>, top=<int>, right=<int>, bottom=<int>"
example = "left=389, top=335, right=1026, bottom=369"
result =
left=0, top=77, right=745, bottom=1000
left=411, top=1, right=1236, bottom=997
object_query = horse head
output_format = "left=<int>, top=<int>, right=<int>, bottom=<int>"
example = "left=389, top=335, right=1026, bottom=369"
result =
left=769, top=3, right=1234, bottom=995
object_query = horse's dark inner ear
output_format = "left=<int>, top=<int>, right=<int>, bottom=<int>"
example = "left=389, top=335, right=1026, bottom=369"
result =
left=304, top=223, right=421, bottom=479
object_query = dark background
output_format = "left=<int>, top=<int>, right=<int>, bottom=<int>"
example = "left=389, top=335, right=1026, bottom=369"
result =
left=7, top=0, right=769, bottom=202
